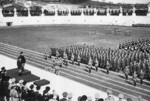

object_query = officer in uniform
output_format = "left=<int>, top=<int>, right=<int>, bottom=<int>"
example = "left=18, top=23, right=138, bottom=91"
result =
left=94, top=58, right=99, bottom=72
left=17, top=52, right=26, bottom=76
left=49, top=48, right=52, bottom=59
left=88, top=57, right=93, bottom=73
left=124, top=66, right=130, bottom=80
left=63, top=52, right=68, bottom=66
left=56, top=50, right=60, bottom=59
left=71, top=53, right=75, bottom=64
left=132, top=71, right=137, bottom=86
left=106, top=61, right=111, bottom=74
left=77, top=54, right=81, bottom=66
left=139, top=69, right=144, bottom=84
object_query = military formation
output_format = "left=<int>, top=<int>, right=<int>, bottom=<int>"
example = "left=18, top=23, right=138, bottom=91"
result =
left=45, top=38, right=150, bottom=86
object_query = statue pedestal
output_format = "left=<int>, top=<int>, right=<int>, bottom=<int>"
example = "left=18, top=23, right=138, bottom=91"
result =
left=119, top=13, right=123, bottom=16
left=107, top=13, right=110, bottom=16
left=132, top=13, right=136, bottom=16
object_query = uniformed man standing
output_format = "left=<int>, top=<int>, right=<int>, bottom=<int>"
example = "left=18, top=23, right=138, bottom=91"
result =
left=71, top=53, right=75, bottom=64
left=77, top=54, right=81, bottom=66
left=17, top=52, right=26, bottom=76
left=132, top=71, right=137, bottom=86
left=139, top=69, right=144, bottom=84
left=124, top=66, right=130, bottom=80
left=88, top=57, right=93, bottom=73
left=94, top=58, right=99, bottom=72
left=106, top=61, right=111, bottom=74
left=63, top=52, right=68, bottom=66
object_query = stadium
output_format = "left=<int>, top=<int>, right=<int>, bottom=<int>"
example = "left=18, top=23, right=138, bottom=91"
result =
left=0, top=0, right=150, bottom=101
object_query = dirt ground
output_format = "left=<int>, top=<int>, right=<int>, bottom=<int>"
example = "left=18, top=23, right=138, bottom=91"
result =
left=0, top=25, right=150, bottom=53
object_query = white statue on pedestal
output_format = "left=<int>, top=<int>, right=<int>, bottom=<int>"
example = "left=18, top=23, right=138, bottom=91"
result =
left=119, top=6, right=123, bottom=16
left=14, top=8, right=17, bottom=17
left=28, top=8, right=31, bottom=17
left=94, top=8, right=97, bottom=16
left=107, top=7, right=110, bottom=16
left=132, top=6, right=136, bottom=16
left=41, top=7, right=44, bottom=17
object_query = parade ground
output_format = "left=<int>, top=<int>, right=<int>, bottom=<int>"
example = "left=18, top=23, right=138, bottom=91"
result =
left=0, top=25, right=150, bottom=101
left=0, top=25, right=150, bottom=51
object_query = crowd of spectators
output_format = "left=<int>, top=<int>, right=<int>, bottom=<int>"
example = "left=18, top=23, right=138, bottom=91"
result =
left=0, top=66, right=130, bottom=101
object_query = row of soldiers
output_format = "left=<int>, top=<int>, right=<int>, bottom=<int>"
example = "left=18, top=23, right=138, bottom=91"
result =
left=119, top=38, right=150, bottom=53
left=44, top=43, right=150, bottom=81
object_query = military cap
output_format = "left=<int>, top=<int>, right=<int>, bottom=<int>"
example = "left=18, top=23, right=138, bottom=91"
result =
left=118, top=94, right=124, bottom=99
left=62, top=92, right=68, bottom=97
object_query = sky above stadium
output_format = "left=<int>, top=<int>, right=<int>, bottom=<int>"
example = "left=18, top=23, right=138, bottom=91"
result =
left=93, top=0, right=150, bottom=4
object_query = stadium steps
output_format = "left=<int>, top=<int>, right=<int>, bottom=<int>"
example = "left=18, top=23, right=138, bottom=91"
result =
left=0, top=43, right=150, bottom=101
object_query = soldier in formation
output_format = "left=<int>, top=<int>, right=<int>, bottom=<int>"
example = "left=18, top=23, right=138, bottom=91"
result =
left=132, top=71, right=137, bottom=86
left=124, top=66, right=130, bottom=80
left=63, top=52, right=69, bottom=66
left=94, top=58, right=99, bottom=72
left=88, top=57, right=93, bottom=73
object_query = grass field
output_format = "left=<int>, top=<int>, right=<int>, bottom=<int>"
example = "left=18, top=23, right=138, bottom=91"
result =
left=0, top=25, right=150, bottom=53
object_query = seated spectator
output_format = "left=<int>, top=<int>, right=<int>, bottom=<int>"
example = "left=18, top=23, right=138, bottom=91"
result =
left=0, top=76, right=10, bottom=101
left=10, top=86, right=21, bottom=101
left=105, top=89, right=115, bottom=101
left=34, top=86, right=43, bottom=101
left=0, top=67, right=7, bottom=82
left=28, top=84, right=35, bottom=101
left=43, top=86, right=51, bottom=101
left=49, top=90, right=59, bottom=101
left=8, top=78, right=16, bottom=90
left=117, top=94, right=124, bottom=101
left=80, top=95, right=87, bottom=101
left=60, top=92, right=68, bottom=101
